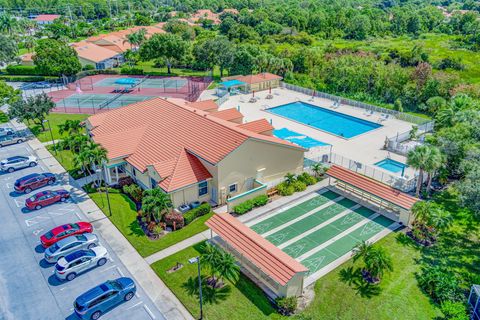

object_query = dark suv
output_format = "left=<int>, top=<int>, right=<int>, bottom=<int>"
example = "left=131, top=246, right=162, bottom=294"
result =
left=14, top=173, right=56, bottom=193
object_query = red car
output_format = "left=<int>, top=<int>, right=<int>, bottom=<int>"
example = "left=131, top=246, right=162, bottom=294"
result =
left=25, top=189, right=70, bottom=210
left=14, top=173, right=56, bottom=193
left=40, top=222, right=93, bottom=248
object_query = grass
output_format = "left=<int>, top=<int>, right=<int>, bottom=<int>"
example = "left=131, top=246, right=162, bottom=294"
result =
left=46, top=146, right=87, bottom=180
left=0, top=111, right=8, bottom=123
left=88, top=189, right=214, bottom=257
left=26, top=113, right=88, bottom=143
left=151, top=241, right=283, bottom=320
left=128, top=61, right=225, bottom=82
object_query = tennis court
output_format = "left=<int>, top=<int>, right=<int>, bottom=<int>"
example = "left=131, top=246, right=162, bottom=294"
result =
left=56, top=93, right=155, bottom=109
left=248, top=188, right=397, bottom=282
left=94, top=77, right=188, bottom=89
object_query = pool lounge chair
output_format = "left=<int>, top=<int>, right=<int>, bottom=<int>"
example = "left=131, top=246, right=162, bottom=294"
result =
left=365, top=110, right=374, bottom=116
left=249, top=97, right=257, bottom=103
left=266, top=94, right=273, bottom=99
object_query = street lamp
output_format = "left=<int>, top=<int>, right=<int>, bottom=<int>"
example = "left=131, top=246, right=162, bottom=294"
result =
left=188, top=256, right=203, bottom=320
left=43, top=119, right=57, bottom=155
left=96, top=168, right=112, bottom=217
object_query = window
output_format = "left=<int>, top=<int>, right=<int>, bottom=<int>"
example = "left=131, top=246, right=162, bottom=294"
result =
left=228, top=183, right=238, bottom=193
left=198, top=181, right=208, bottom=197
left=151, top=178, right=157, bottom=188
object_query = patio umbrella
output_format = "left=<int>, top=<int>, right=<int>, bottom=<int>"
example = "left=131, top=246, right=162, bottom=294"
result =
left=252, top=90, right=255, bottom=97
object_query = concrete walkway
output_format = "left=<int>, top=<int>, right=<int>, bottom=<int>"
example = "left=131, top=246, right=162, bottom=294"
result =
left=145, top=230, right=211, bottom=265
left=9, top=119, right=193, bottom=320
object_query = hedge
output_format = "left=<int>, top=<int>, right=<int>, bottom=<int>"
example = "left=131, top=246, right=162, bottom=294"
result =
left=120, top=67, right=144, bottom=75
left=0, top=75, right=49, bottom=82
left=183, top=203, right=211, bottom=225
left=233, top=194, right=269, bottom=215
left=6, top=65, right=41, bottom=75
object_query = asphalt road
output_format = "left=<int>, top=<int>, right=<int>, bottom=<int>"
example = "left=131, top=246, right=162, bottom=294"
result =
left=0, top=140, right=165, bottom=320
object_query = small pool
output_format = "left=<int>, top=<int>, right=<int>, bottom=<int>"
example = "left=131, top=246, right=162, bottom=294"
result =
left=375, top=158, right=408, bottom=175
left=267, top=101, right=381, bottom=138
left=274, top=128, right=328, bottom=149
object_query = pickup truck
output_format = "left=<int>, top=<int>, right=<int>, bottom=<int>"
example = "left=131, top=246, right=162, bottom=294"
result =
left=0, top=134, right=26, bottom=147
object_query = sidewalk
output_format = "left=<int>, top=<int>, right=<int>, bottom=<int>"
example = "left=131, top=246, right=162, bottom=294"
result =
left=10, top=119, right=193, bottom=320
left=145, top=230, right=210, bottom=265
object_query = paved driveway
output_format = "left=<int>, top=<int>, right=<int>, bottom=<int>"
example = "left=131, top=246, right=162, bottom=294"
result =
left=0, top=142, right=164, bottom=320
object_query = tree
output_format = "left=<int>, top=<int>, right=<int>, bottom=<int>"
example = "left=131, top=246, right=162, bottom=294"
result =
left=33, top=39, right=81, bottom=76
left=311, top=163, right=324, bottom=178
left=0, top=35, right=18, bottom=65
left=457, top=165, right=480, bottom=217
left=124, top=28, right=147, bottom=49
left=407, top=145, right=431, bottom=197
left=424, top=146, right=444, bottom=195
left=353, top=241, right=393, bottom=283
left=0, top=14, right=16, bottom=33
left=229, top=46, right=255, bottom=75
left=58, top=119, right=83, bottom=136
left=201, top=242, right=240, bottom=288
left=142, top=188, right=172, bottom=222
left=0, top=81, right=20, bottom=105
left=8, top=93, right=55, bottom=131
left=284, top=173, right=296, bottom=185
left=139, top=33, right=188, bottom=74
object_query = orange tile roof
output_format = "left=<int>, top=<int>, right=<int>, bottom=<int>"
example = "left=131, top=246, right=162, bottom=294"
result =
left=326, top=165, right=419, bottom=209
left=72, top=42, right=120, bottom=63
left=20, top=53, right=34, bottom=62
left=188, top=100, right=218, bottom=112
left=210, top=108, right=244, bottom=122
left=237, top=119, right=274, bottom=135
left=206, top=213, right=308, bottom=286
left=227, top=73, right=282, bottom=85
left=34, top=14, right=60, bottom=22
left=89, top=35, right=131, bottom=53
left=150, top=149, right=212, bottom=192
left=223, top=8, right=239, bottom=14
left=191, top=9, right=221, bottom=24
left=88, top=98, right=303, bottom=191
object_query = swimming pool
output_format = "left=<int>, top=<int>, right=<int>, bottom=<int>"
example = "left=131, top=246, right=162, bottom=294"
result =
left=268, top=102, right=381, bottom=138
left=375, top=158, right=408, bottom=175
left=274, top=128, right=328, bottom=149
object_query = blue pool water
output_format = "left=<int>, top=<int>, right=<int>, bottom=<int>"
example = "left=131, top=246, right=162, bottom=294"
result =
left=375, top=158, right=408, bottom=175
left=274, top=128, right=328, bottom=149
left=268, top=102, right=381, bottom=138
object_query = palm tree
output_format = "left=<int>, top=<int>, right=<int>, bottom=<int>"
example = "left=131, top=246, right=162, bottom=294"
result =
left=73, top=142, right=107, bottom=178
left=352, top=240, right=373, bottom=263
left=311, top=163, right=324, bottom=178
left=428, top=208, right=453, bottom=232
left=58, top=119, right=83, bottom=136
left=0, top=14, right=16, bottom=33
left=142, top=188, right=172, bottom=222
left=284, top=173, right=296, bottom=185
left=124, top=28, right=147, bottom=49
left=364, top=246, right=393, bottom=281
left=201, top=242, right=240, bottom=288
left=424, top=146, right=444, bottom=195
left=435, top=107, right=455, bottom=129
left=23, top=36, right=36, bottom=53
left=411, top=201, right=432, bottom=225
left=407, top=145, right=431, bottom=197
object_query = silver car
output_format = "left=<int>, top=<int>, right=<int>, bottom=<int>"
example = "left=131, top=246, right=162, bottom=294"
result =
left=55, top=246, right=109, bottom=281
left=0, top=135, right=25, bottom=147
left=0, top=156, right=37, bottom=172
left=44, top=233, right=99, bottom=264
left=0, top=127, right=14, bottom=137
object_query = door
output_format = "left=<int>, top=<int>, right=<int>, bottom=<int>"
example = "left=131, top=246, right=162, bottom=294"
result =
left=211, top=187, right=217, bottom=204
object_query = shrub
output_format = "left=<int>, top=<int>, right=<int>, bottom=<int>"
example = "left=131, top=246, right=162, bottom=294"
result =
left=6, top=65, right=40, bottom=75
left=417, top=266, right=463, bottom=303
left=118, top=176, right=134, bottom=188
left=164, top=211, right=185, bottom=230
left=233, top=200, right=254, bottom=215
left=122, top=184, right=143, bottom=203
left=252, top=194, right=269, bottom=207
left=82, top=64, right=95, bottom=71
left=297, top=172, right=317, bottom=186
left=440, top=301, right=469, bottom=320
left=0, top=75, right=47, bottom=82
left=120, top=67, right=144, bottom=75
left=275, top=296, right=297, bottom=316
left=184, top=203, right=211, bottom=225
left=292, top=180, right=307, bottom=192
left=277, top=182, right=295, bottom=196
left=97, top=69, right=120, bottom=75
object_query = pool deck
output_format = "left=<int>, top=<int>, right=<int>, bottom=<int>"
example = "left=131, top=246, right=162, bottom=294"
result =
left=203, top=88, right=416, bottom=179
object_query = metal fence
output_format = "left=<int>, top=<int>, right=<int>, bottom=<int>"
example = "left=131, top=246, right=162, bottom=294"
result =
left=305, top=152, right=417, bottom=192
left=216, top=93, right=230, bottom=106
left=281, top=82, right=430, bottom=125
left=386, top=121, right=435, bottom=155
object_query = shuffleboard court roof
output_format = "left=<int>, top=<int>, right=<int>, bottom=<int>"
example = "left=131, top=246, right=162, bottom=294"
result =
left=206, top=213, right=308, bottom=286
left=326, top=165, right=419, bottom=210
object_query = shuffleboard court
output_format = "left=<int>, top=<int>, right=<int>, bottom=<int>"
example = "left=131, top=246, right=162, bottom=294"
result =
left=300, top=215, right=395, bottom=274
left=265, top=198, right=357, bottom=246
left=250, top=190, right=340, bottom=234
left=282, top=207, right=376, bottom=258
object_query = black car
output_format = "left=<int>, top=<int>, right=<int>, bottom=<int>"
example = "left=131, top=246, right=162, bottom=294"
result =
left=14, top=173, right=56, bottom=193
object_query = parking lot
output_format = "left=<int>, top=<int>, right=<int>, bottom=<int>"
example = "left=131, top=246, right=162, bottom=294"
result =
left=0, top=139, right=164, bottom=320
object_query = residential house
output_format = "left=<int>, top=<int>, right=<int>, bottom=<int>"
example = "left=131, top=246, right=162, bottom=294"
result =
left=32, top=14, right=61, bottom=25
left=72, top=42, right=123, bottom=70
left=86, top=98, right=305, bottom=209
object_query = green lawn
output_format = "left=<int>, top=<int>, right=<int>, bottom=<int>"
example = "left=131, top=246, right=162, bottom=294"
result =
left=129, top=61, right=225, bottom=82
left=27, top=113, right=88, bottom=143
left=0, top=111, right=8, bottom=123
left=151, top=241, right=283, bottom=320
left=88, top=189, right=213, bottom=257
left=46, top=146, right=87, bottom=179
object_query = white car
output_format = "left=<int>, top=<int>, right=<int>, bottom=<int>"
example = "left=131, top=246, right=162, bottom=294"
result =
left=55, top=246, right=109, bottom=281
left=0, top=127, right=14, bottom=137
left=0, top=156, right=37, bottom=172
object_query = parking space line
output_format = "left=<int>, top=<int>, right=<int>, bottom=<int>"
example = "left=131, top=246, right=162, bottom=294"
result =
left=6, top=183, right=11, bottom=188
left=100, top=265, right=117, bottom=273
left=126, top=301, right=143, bottom=310
left=116, top=267, right=125, bottom=277
left=75, top=212, right=82, bottom=220
left=144, top=305, right=156, bottom=320
left=13, top=199, right=22, bottom=207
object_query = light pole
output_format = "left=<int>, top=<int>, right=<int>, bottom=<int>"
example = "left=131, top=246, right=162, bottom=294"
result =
left=43, top=119, right=57, bottom=155
left=96, top=168, right=112, bottom=217
left=188, top=256, right=203, bottom=320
